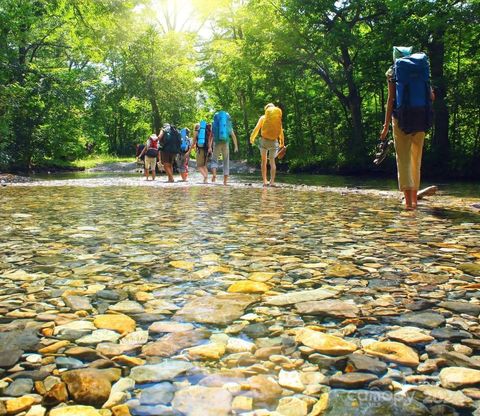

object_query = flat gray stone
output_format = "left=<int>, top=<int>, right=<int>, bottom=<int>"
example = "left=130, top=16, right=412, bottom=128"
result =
left=174, top=293, right=258, bottom=325
left=265, top=288, right=338, bottom=306
left=140, top=382, right=176, bottom=405
left=63, top=295, right=93, bottom=311
left=346, top=354, right=387, bottom=375
left=130, top=361, right=193, bottom=384
left=0, top=349, right=23, bottom=368
left=296, top=299, right=359, bottom=319
left=329, top=372, right=378, bottom=389
left=396, top=311, right=446, bottom=329
left=439, top=301, right=480, bottom=316
left=431, top=327, right=472, bottom=341
left=0, top=329, right=39, bottom=352
left=172, top=386, right=232, bottom=416
left=5, top=378, right=34, bottom=396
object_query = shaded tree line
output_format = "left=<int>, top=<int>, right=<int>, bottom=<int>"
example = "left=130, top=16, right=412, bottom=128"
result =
left=1, top=0, right=479, bottom=178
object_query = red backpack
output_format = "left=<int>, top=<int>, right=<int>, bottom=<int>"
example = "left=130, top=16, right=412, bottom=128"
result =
left=146, top=137, right=159, bottom=157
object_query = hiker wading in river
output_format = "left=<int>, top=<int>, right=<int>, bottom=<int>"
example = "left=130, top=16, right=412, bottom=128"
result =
left=380, top=46, right=435, bottom=210
left=138, top=134, right=160, bottom=181
left=211, top=110, right=239, bottom=186
left=250, top=103, right=285, bottom=187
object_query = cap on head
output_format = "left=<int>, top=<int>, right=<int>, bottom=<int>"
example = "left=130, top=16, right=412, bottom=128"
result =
left=393, top=46, right=413, bottom=61
left=264, top=103, right=275, bottom=111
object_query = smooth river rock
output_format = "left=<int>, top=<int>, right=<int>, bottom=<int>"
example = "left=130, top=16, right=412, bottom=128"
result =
left=396, top=311, right=446, bottom=329
left=174, top=293, right=258, bottom=325
left=295, top=299, right=359, bottom=319
left=129, top=360, right=193, bottom=384
left=227, top=281, right=270, bottom=293
left=93, top=314, right=136, bottom=335
left=265, top=288, right=338, bottom=306
left=172, top=386, right=232, bottom=416
left=439, top=367, right=480, bottom=389
left=142, top=329, right=209, bottom=357
left=329, top=372, right=378, bottom=389
left=295, top=328, right=357, bottom=356
left=49, top=406, right=102, bottom=416
left=61, top=368, right=121, bottom=407
left=363, top=341, right=419, bottom=367
left=438, top=301, right=480, bottom=316
left=386, top=326, right=434, bottom=345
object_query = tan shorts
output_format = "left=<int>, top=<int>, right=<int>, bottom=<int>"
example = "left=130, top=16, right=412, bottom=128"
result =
left=196, top=148, right=209, bottom=168
left=260, top=137, right=278, bottom=160
left=161, top=151, right=175, bottom=165
left=144, top=156, right=157, bottom=172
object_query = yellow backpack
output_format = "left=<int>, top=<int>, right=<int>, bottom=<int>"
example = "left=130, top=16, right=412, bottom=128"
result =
left=261, top=106, right=282, bottom=140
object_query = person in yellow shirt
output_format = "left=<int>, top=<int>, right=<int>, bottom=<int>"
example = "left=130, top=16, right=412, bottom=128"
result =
left=250, top=103, right=285, bottom=187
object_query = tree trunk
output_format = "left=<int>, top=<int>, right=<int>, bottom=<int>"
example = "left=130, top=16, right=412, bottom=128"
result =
left=340, top=45, right=364, bottom=162
left=149, top=96, right=161, bottom=134
left=307, top=114, right=316, bottom=154
left=238, top=90, right=252, bottom=157
left=12, top=25, right=32, bottom=170
left=428, top=28, right=450, bottom=166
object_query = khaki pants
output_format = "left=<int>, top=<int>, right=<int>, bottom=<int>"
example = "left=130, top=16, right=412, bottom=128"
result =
left=393, top=119, right=425, bottom=191
left=211, top=141, right=230, bottom=175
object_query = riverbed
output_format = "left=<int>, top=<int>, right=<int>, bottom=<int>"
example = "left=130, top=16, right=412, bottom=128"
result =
left=0, top=173, right=479, bottom=416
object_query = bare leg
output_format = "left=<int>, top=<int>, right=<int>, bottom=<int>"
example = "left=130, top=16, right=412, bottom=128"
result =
left=411, top=190, right=418, bottom=209
left=211, top=168, right=217, bottom=183
left=164, top=164, right=174, bottom=182
left=404, top=190, right=413, bottom=210
left=144, top=164, right=149, bottom=180
left=199, top=166, right=208, bottom=183
left=181, top=172, right=188, bottom=181
left=261, top=150, right=268, bottom=186
left=269, top=156, right=277, bottom=186
left=223, top=175, right=228, bottom=186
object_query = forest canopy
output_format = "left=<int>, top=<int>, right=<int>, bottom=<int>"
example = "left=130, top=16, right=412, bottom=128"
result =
left=0, top=0, right=479, bottom=177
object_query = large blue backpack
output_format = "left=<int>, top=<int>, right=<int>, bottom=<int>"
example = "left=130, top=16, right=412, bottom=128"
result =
left=180, top=128, right=190, bottom=153
left=213, top=111, right=231, bottom=142
left=197, top=120, right=207, bottom=148
left=394, top=52, right=433, bottom=134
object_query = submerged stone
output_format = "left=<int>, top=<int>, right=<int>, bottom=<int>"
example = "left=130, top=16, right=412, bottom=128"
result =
left=296, top=328, right=357, bottom=356
left=129, top=360, right=193, bottom=384
left=363, top=341, right=419, bottom=367
left=174, top=293, right=258, bottom=325
left=396, top=312, right=446, bottom=329
left=172, top=386, right=232, bottom=416
left=295, top=299, right=359, bottom=319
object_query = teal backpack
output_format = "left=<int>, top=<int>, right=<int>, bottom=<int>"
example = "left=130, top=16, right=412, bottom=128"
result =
left=213, top=111, right=231, bottom=142
left=197, top=120, right=207, bottom=148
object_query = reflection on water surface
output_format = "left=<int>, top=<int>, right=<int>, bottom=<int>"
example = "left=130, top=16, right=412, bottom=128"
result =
left=0, top=183, right=479, bottom=415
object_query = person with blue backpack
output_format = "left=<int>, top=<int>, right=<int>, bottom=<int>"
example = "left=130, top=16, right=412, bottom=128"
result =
left=210, top=110, right=239, bottom=185
left=380, top=46, right=435, bottom=210
left=192, top=121, right=213, bottom=183
left=176, top=128, right=192, bottom=181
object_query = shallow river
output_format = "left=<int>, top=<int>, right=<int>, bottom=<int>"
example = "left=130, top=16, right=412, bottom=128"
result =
left=0, top=173, right=480, bottom=416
